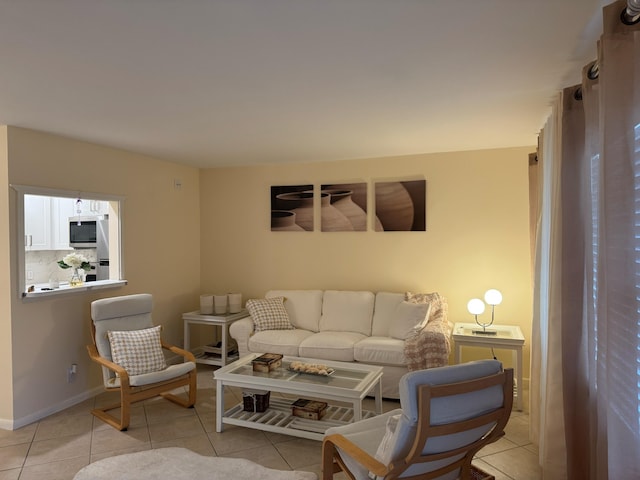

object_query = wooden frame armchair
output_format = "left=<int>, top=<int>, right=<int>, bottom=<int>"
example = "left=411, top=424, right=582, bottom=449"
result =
left=322, top=360, right=513, bottom=480
left=87, top=293, right=197, bottom=430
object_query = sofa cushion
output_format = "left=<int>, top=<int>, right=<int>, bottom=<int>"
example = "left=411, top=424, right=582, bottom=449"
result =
left=354, top=337, right=406, bottom=366
left=299, top=331, right=366, bottom=362
left=246, top=297, right=294, bottom=332
left=266, top=290, right=323, bottom=332
left=248, top=329, right=314, bottom=357
left=371, top=292, right=405, bottom=337
left=320, top=290, right=374, bottom=336
left=388, top=301, right=432, bottom=340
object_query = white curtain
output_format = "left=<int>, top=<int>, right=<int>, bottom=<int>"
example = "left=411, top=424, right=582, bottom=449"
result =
left=531, top=1, right=640, bottom=478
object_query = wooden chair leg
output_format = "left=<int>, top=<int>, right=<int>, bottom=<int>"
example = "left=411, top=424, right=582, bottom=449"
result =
left=91, top=399, right=130, bottom=431
left=161, top=372, right=197, bottom=408
left=92, top=373, right=195, bottom=431
left=321, top=441, right=336, bottom=480
left=120, top=387, right=131, bottom=430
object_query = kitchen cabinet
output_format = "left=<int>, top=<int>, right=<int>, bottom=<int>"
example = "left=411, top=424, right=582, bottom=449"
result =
left=52, top=198, right=76, bottom=250
left=24, top=195, right=75, bottom=251
left=76, top=199, right=109, bottom=216
left=24, top=195, right=51, bottom=250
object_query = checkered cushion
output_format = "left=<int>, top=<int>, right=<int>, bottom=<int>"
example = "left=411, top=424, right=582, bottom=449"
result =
left=246, top=297, right=294, bottom=332
left=107, top=325, right=167, bottom=376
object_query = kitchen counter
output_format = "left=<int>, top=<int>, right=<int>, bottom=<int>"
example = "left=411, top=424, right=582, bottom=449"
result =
left=23, top=279, right=128, bottom=299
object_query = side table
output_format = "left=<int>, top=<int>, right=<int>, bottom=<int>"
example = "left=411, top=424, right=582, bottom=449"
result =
left=452, top=322, right=525, bottom=411
left=182, top=309, right=249, bottom=367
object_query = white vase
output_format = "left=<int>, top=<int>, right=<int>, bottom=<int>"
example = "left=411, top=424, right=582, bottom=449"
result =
left=214, top=295, right=228, bottom=314
left=200, top=294, right=214, bottom=314
left=228, top=293, right=242, bottom=313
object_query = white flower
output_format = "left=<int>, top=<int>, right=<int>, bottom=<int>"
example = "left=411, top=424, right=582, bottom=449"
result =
left=58, top=252, right=90, bottom=270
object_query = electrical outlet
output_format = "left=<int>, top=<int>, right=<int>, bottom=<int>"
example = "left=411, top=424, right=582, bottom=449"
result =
left=67, top=363, right=77, bottom=383
left=27, top=270, right=33, bottom=280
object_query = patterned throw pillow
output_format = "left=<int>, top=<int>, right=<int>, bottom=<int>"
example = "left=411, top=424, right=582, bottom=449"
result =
left=108, top=325, right=167, bottom=376
left=246, top=297, right=294, bottom=332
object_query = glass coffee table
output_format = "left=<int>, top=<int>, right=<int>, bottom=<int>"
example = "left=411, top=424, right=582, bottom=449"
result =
left=214, top=354, right=384, bottom=440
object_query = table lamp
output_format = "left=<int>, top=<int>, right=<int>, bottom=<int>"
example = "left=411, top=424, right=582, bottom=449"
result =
left=467, top=289, right=502, bottom=335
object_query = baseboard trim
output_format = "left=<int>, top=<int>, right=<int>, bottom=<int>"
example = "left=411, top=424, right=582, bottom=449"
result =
left=0, top=385, right=104, bottom=431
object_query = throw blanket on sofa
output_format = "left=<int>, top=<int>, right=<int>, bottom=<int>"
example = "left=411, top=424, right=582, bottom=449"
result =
left=404, top=292, right=452, bottom=371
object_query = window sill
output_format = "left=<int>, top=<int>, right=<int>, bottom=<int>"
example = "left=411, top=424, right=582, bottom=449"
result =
left=22, top=279, right=128, bottom=299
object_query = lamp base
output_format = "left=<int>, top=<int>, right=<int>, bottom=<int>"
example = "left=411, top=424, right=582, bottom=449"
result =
left=472, top=329, right=498, bottom=335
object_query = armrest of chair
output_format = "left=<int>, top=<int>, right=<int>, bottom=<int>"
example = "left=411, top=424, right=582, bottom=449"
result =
left=161, top=340, right=196, bottom=363
left=323, top=433, right=389, bottom=478
left=86, top=343, right=131, bottom=386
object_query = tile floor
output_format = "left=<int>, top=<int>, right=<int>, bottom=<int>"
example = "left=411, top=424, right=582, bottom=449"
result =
left=0, top=365, right=541, bottom=480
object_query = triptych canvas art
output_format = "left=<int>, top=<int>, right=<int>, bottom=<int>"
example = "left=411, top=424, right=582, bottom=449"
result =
left=270, top=180, right=426, bottom=232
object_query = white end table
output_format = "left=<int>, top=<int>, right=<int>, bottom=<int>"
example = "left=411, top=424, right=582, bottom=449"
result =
left=182, top=310, right=249, bottom=367
left=452, top=322, right=525, bottom=411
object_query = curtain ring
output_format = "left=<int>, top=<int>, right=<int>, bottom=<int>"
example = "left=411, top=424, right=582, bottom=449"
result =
left=573, top=87, right=583, bottom=101
left=621, top=6, right=640, bottom=25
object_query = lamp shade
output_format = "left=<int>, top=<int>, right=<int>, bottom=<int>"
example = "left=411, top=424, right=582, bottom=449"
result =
left=467, top=298, right=486, bottom=315
left=484, top=289, right=503, bottom=306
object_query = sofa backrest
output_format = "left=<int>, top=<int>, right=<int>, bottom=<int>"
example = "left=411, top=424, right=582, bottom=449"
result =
left=371, top=292, right=405, bottom=336
left=320, top=290, right=375, bottom=335
left=266, top=290, right=323, bottom=332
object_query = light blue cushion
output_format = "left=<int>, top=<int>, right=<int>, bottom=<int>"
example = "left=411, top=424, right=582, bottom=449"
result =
left=327, top=360, right=505, bottom=480
left=400, top=359, right=503, bottom=424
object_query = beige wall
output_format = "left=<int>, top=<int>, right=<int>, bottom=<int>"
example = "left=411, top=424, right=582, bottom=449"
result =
left=200, top=147, right=534, bottom=377
left=0, top=127, right=13, bottom=423
left=0, top=126, right=533, bottom=427
left=4, top=127, right=201, bottom=426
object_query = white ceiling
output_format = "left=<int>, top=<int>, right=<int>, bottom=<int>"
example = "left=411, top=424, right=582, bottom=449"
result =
left=0, top=0, right=609, bottom=168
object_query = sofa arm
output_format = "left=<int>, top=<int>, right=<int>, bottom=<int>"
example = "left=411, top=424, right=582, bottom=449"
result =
left=229, top=316, right=255, bottom=358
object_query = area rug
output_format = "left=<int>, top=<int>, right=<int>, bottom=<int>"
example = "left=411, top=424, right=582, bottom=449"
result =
left=73, top=447, right=317, bottom=480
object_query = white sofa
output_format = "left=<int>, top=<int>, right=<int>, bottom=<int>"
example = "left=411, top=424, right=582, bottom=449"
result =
left=229, top=290, right=452, bottom=399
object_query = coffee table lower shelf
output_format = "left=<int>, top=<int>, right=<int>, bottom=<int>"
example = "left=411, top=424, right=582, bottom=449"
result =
left=222, top=397, right=376, bottom=441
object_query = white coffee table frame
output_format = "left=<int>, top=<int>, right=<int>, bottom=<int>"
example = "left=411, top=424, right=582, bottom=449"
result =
left=452, top=322, right=525, bottom=411
left=214, top=354, right=383, bottom=441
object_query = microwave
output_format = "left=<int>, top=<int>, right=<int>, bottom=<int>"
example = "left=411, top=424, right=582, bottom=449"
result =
left=69, top=216, right=108, bottom=249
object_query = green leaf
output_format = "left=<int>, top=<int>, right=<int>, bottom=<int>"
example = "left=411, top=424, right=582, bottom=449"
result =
left=58, top=261, right=71, bottom=269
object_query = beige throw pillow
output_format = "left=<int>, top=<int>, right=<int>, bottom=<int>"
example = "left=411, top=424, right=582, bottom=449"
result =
left=389, top=301, right=432, bottom=340
left=246, top=296, right=295, bottom=332
left=108, top=325, right=167, bottom=376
